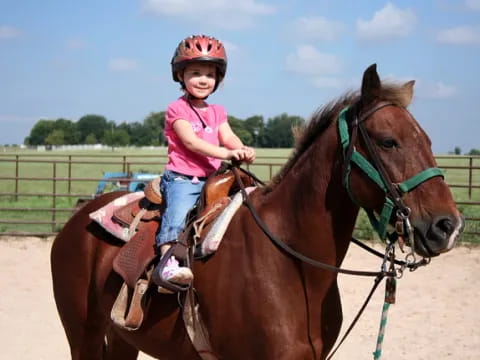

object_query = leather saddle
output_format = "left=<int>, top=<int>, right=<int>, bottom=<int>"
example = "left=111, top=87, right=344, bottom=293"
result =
left=110, top=165, right=256, bottom=330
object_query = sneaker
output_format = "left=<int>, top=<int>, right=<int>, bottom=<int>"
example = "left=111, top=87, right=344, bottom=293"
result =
left=155, top=256, right=193, bottom=294
left=162, top=256, right=194, bottom=283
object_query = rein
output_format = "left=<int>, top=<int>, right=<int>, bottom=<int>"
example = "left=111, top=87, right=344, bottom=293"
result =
left=232, top=166, right=397, bottom=277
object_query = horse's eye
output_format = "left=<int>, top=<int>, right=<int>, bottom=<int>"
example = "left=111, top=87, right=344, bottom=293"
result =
left=380, top=138, right=398, bottom=149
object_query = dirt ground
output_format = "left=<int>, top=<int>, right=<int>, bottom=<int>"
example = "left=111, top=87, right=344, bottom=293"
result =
left=0, top=236, right=478, bottom=360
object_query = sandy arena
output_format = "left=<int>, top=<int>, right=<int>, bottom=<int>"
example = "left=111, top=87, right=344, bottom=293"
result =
left=0, top=237, right=478, bottom=360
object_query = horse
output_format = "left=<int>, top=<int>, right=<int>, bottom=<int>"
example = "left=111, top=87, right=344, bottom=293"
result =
left=51, top=64, right=464, bottom=360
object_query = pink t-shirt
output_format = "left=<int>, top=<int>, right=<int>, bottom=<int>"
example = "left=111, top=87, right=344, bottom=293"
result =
left=164, top=96, right=227, bottom=177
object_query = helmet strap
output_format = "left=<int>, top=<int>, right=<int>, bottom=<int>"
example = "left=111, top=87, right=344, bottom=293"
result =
left=185, top=95, right=208, bottom=129
left=185, top=92, right=209, bottom=101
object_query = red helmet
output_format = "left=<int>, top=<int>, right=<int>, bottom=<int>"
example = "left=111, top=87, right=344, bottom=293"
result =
left=171, top=35, right=227, bottom=88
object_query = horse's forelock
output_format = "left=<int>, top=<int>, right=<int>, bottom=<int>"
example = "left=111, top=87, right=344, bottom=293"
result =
left=379, top=82, right=413, bottom=108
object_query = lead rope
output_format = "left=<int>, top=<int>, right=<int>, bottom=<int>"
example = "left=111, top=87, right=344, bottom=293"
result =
left=373, top=250, right=397, bottom=360
left=326, top=274, right=385, bottom=360
left=373, top=280, right=395, bottom=359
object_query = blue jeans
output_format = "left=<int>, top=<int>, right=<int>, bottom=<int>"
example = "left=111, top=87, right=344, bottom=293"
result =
left=156, top=170, right=206, bottom=247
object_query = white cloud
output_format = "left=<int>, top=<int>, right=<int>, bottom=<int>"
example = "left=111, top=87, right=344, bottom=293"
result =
left=436, top=25, right=480, bottom=45
left=141, top=0, right=275, bottom=29
left=0, top=114, right=42, bottom=124
left=466, top=0, right=480, bottom=10
left=108, top=58, right=139, bottom=72
left=286, top=45, right=345, bottom=89
left=286, top=45, right=343, bottom=76
left=356, top=3, right=416, bottom=41
left=222, top=40, right=239, bottom=55
left=417, top=81, right=457, bottom=99
left=0, top=25, right=22, bottom=40
left=66, top=38, right=87, bottom=50
left=291, top=16, right=346, bottom=42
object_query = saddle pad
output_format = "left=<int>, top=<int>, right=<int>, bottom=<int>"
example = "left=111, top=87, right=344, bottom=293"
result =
left=89, top=191, right=145, bottom=242
left=200, top=187, right=256, bottom=256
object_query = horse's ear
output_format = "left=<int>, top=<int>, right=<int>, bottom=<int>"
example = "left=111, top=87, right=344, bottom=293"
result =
left=360, top=64, right=381, bottom=106
left=401, top=80, right=415, bottom=106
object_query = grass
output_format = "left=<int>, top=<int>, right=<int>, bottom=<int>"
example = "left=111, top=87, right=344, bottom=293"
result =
left=0, top=148, right=479, bottom=243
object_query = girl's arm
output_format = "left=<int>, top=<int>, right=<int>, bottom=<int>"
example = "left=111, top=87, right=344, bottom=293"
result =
left=219, top=122, right=256, bottom=163
left=218, top=122, right=243, bottom=149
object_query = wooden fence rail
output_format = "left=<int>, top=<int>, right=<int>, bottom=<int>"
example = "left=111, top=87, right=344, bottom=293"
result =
left=0, top=153, right=478, bottom=239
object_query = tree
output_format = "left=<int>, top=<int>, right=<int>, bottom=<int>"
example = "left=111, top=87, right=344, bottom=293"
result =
left=468, top=148, right=480, bottom=156
left=84, top=133, right=98, bottom=144
left=143, top=112, right=166, bottom=145
left=454, top=146, right=461, bottom=155
left=126, top=122, right=155, bottom=146
left=25, top=119, right=55, bottom=145
left=54, top=118, right=78, bottom=144
left=261, top=113, right=305, bottom=148
left=45, top=130, right=65, bottom=145
left=244, top=115, right=264, bottom=147
left=103, top=129, right=130, bottom=149
left=228, top=116, right=252, bottom=145
left=76, top=114, right=108, bottom=143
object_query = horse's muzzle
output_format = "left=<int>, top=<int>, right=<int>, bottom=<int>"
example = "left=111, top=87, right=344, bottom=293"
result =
left=412, top=215, right=465, bottom=257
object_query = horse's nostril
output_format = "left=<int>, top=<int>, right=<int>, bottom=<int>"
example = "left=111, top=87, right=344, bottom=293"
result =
left=435, top=217, right=454, bottom=236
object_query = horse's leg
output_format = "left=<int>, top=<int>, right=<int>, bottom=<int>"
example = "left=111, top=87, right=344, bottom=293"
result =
left=104, top=326, right=139, bottom=360
left=51, top=230, right=109, bottom=360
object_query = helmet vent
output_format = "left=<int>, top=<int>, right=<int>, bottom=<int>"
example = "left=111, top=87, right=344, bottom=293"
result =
left=195, top=42, right=202, bottom=52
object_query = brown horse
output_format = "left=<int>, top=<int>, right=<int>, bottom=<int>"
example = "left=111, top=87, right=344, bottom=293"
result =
left=51, top=64, right=464, bottom=360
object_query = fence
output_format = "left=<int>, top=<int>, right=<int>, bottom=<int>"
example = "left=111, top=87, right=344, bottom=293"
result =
left=0, top=153, right=479, bottom=240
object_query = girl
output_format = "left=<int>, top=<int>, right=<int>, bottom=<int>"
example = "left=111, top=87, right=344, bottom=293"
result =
left=154, top=35, right=256, bottom=292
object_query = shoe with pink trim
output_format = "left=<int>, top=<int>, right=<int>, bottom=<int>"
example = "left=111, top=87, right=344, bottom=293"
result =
left=156, top=256, right=193, bottom=294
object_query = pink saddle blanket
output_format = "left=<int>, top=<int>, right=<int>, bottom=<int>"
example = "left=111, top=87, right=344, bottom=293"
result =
left=89, top=192, right=145, bottom=242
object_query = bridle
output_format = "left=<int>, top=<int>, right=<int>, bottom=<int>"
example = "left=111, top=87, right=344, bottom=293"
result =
left=234, top=101, right=443, bottom=276
left=231, top=101, right=445, bottom=358
left=338, top=102, right=444, bottom=255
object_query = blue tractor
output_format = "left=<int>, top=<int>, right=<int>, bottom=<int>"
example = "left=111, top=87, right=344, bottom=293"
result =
left=95, top=171, right=161, bottom=195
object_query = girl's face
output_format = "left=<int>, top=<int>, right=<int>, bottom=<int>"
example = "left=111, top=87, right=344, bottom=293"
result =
left=180, top=63, right=217, bottom=99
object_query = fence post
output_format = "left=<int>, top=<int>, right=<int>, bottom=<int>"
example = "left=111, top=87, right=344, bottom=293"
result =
left=15, top=155, right=19, bottom=201
left=52, top=162, right=57, bottom=232
left=68, top=155, right=72, bottom=194
left=468, top=157, right=473, bottom=199
left=122, top=156, right=126, bottom=173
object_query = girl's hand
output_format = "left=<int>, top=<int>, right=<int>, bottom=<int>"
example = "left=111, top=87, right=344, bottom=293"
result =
left=227, top=147, right=256, bottom=164
left=241, top=146, right=256, bottom=164
left=228, top=149, right=248, bottom=162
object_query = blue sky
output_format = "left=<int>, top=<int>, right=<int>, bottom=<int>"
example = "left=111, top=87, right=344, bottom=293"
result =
left=1, top=0, right=479, bottom=153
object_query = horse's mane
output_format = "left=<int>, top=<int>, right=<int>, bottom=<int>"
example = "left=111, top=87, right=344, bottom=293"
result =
left=264, top=82, right=412, bottom=192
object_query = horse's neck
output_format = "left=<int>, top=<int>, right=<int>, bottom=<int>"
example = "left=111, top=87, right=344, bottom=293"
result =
left=265, top=126, right=359, bottom=257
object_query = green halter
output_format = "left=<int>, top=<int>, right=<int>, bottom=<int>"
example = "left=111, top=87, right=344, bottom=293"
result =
left=337, top=106, right=444, bottom=240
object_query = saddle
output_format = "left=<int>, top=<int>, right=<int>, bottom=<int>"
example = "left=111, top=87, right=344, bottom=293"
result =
left=110, top=165, right=256, bottom=331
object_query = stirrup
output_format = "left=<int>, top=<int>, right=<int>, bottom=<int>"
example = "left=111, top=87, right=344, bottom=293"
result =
left=152, top=246, right=192, bottom=294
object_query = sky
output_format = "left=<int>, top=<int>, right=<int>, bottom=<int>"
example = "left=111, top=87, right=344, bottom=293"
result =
left=0, top=0, right=479, bottom=153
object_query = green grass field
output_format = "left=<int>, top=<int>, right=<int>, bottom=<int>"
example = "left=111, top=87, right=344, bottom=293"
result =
left=0, top=147, right=478, bottom=243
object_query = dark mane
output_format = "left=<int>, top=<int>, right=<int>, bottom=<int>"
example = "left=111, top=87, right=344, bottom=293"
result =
left=265, top=82, right=411, bottom=191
